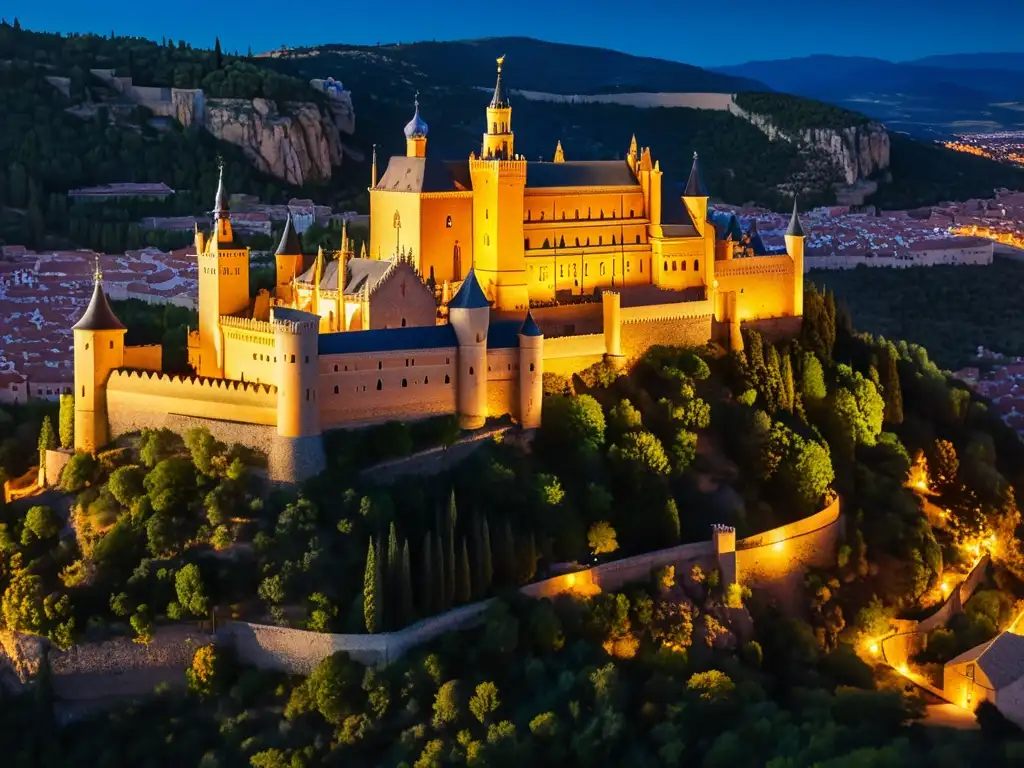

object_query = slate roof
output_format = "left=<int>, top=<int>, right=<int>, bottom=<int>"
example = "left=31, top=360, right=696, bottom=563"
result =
left=519, top=310, right=542, bottom=337
left=319, top=324, right=458, bottom=356
left=747, top=222, right=770, bottom=255
left=275, top=214, right=302, bottom=256
left=375, top=157, right=472, bottom=193
left=343, top=258, right=392, bottom=295
left=526, top=161, right=640, bottom=189
left=449, top=269, right=490, bottom=310
left=662, top=195, right=696, bottom=228
left=948, top=631, right=1024, bottom=689
left=72, top=280, right=126, bottom=331
left=487, top=320, right=521, bottom=349
left=684, top=153, right=708, bottom=197
left=787, top=199, right=805, bottom=237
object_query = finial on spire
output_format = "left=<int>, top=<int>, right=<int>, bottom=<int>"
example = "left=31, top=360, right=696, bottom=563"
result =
left=213, top=157, right=228, bottom=218
left=497, top=55, right=505, bottom=73
left=93, top=254, right=102, bottom=283
left=693, top=151, right=698, bottom=161
left=684, top=150, right=708, bottom=197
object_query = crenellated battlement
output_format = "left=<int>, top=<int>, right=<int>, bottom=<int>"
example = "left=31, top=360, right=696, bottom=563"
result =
left=109, top=368, right=277, bottom=396
left=714, top=255, right=794, bottom=278
left=273, top=319, right=319, bottom=335
left=199, top=248, right=249, bottom=259
left=621, top=299, right=714, bottom=325
left=469, top=158, right=528, bottom=178
left=220, top=315, right=276, bottom=335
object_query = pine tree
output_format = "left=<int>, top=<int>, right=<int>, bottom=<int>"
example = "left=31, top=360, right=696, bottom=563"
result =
left=399, top=540, right=414, bottom=628
left=456, top=537, right=472, bottom=604
left=386, top=522, right=400, bottom=628
left=38, top=415, right=56, bottom=466
left=214, top=37, right=223, bottom=69
left=823, top=290, right=837, bottom=358
left=13, top=17, right=21, bottom=31
left=363, top=539, right=382, bottom=633
left=662, top=499, right=681, bottom=545
left=882, top=344, right=904, bottom=425
left=444, top=491, right=457, bottom=608
left=780, top=352, right=796, bottom=413
left=495, top=517, right=516, bottom=587
left=419, top=530, right=434, bottom=615
left=480, top=516, right=493, bottom=593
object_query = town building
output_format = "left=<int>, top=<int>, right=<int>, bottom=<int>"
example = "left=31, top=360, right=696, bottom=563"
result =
left=944, top=619, right=1024, bottom=727
left=72, top=58, right=807, bottom=482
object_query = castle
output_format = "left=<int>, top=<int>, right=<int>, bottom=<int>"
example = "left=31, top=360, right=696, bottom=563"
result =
left=72, top=57, right=806, bottom=482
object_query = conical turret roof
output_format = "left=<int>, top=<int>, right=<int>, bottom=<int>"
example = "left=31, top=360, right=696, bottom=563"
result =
left=275, top=213, right=302, bottom=256
left=213, top=162, right=228, bottom=218
left=449, top=268, right=490, bottom=310
left=786, top=198, right=805, bottom=237
left=73, top=264, right=125, bottom=331
left=684, top=151, right=708, bottom=197
left=518, top=310, right=542, bottom=337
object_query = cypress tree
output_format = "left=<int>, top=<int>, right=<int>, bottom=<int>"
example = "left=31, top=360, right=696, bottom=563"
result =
left=214, top=36, right=223, bottom=68
left=419, top=530, right=434, bottom=615
left=386, top=522, right=400, bottom=628
left=823, top=290, right=837, bottom=358
left=662, top=498, right=681, bottom=545
left=882, top=344, right=904, bottom=425
left=780, top=352, right=796, bottom=413
left=434, top=530, right=446, bottom=610
left=480, top=516, right=493, bottom=592
left=470, top=512, right=484, bottom=598
left=38, top=415, right=56, bottom=466
left=496, top=517, right=515, bottom=587
left=456, top=537, right=472, bottom=604
left=516, top=531, right=537, bottom=584
left=399, top=540, right=414, bottom=628
left=765, top=344, right=782, bottom=413
left=444, top=491, right=457, bottom=608
left=363, top=539, right=382, bottom=633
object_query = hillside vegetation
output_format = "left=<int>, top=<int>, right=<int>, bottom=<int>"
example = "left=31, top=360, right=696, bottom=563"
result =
left=734, top=91, right=872, bottom=132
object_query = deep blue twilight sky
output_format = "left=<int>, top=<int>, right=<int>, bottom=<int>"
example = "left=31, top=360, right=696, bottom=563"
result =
left=7, top=0, right=1024, bottom=67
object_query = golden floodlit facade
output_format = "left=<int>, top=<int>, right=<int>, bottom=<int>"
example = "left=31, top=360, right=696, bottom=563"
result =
left=73, top=57, right=805, bottom=482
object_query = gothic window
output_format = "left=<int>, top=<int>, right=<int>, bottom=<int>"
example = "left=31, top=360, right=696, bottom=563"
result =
left=377, top=379, right=383, bottom=390
left=530, top=363, right=535, bottom=372
left=446, top=215, right=453, bottom=228
left=469, top=366, right=475, bottom=375
left=291, top=355, right=296, bottom=363
left=575, top=209, right=579, bottom=219
left=402, top=379, right=408, bottom=387
left=600, top=263, right=606, bottom=276
left=334, top=385, right=339, bottom=394
left=445, top=374, right=451, bottom=384
left=694, top=259, right=700, bottom=271
left=575, top=237, right=580, bottom=247
left=664, top=261, right=668, bottom=271
left=635, top=235, right=641, bottom=244
left=559, top=236, right=565, bottom=248
left=253, top=353, right=257, bottom=361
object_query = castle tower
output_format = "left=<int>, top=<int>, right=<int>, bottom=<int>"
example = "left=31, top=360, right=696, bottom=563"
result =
left=482, top=56, right=514, bottom=160
left=517, top=310, right=543, bottom=429
left=73, top=260, right=126, bottom=453
left=784, top=199, right=805, bottom=317
left=275, top=213, right=303, bottom=304
left=470, top=56, right=529, bottom=310
left=404, top=94, right=428, bottom=158
left=270, top=307, right=325, bottom=482
left=196, top=163, right=250, bottom=378
left=683, top=152, right=709, bottom=237
left=449, top=268, right=491, bottom=429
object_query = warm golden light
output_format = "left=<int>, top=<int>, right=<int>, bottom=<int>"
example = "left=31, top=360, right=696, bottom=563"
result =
left=869, top=642, right=879, bottom=654
left=773, top=541, right=784, bottom=552
left=567, top=572, right=576, bottom=587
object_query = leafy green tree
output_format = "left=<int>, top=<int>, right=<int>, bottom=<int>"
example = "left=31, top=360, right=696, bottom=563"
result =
left=58, top=394, right=74, bottom=449
left=175, top=563, right=209, bottom=618
left=800, top=352, right=827, bottom=401
left=608, top=399, right=643, bottom=436
left=108, top=464, right=146, bottom=507
left=433, top=679, right=462, bottom=728
left=143, top=457, right=197, bottom=513
left=138, top=427, right=179, bottom=468
left=1, top=555, right=44, bottom=632
left=660, top=499, right=681, bottom=545
left=469, top=681, right=500, bottom=724
left=588, top=521, right=619, bottom=557
left=931, top=438, right=959, bottom=489
left=609, top=430, right=670, bottom=478
left=185, top=427, right=225, bottom=476
left=880, top=344, right=904, bottom=425
left=59, top=452, right=97, bottom=492
left=21, top=505, right=60, bottom=544
left=670, top=429, right=698, bottom=475
left=542, top=393, right=606, bottom=453
left=686, top=670, right=736, bottom=700
left=780, top=351, right=795, bottom=412
left=363, top=539, right=382, bottom=633
left=831, top=364, right=884, bottom=447
left=130, top=605, right=153, bottom=643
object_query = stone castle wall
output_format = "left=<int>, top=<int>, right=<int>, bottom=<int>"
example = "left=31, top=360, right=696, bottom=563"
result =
left=542, top=333, right=606, bottom=376
left=621, top=315, right=713, bottom=361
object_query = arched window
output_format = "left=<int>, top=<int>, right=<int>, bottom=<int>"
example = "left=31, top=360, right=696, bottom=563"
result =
left=81, top=385, right=85, bottom=397
left=401, top=318, right=407, bottom=327
left=561, top=211, right=566, bottom=220
left=446, top=215, right=453, bottom=228
left=333, top=364, right=338, bottom=372
left=402, top=379, right=408, bottom=387
left=575, top=237, right=580, bottom=247
left=376, top=379, right=383, bottom=390
left=540, top=211, right=545, bottom=221
left=635, top=235, right=641, bottom=244
left=630, top=209, right=635, bottom=217
left=425, top=376, right=429, bottom=384
left=291, top=355, right=296, bottom=363
left=378, top=361, right=382, bottom=370
left=575, top=209, right=579, bottom=219
left=672, top=261, right=677, bottom=271
left=469, top=366, right=475, bottom=375
left=694, top=259, right=700, bottom=271
left=334, top=385, right=339, bottom=394
left=445, top=374, right=451, bottom=384
left=663, top=261, right=668, bottom=271
left=529, top=363, right=535, bottom=372
left=585, top=264, right=589, bottom=276
left=253, top=353, right=257, bottom=361
left=600, top=262, right=606, bottom=276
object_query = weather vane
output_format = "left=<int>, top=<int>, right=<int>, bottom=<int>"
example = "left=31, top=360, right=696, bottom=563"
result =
left=496, top=54, right=505, bottom=72
left=94, top=254, right=102, bottom=282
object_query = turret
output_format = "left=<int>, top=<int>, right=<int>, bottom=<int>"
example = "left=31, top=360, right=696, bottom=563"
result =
left=683, top=151, right=709, bottom=237
left=275, top=213, right=303, bottom=304
left=517, top=310, right=543, bottom=429
left=404, top=94, right=428, bottom=158
left=73, top=260, right=126, bottom=453
left=482, top=56, right=514, bottom=160
left=784, top=199, right=805, bottom=316
left=449, top=268, right=491, bottom=429
left=602, top=290, right=623, bottom=364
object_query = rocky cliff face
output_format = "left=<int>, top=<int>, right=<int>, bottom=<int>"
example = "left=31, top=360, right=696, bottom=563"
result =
left=204, top=98, right=346, bottom=186
left=733, top=105, right=890, bottom=185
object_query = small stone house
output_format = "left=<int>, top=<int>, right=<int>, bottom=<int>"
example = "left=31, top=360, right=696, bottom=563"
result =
left=943, top=627, right=1024, bottom=725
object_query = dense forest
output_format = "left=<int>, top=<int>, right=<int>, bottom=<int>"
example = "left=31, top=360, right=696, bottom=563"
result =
left=809, top=260, right=1024, bottom=370
left=4, top=284, right=1024, bottom=761
left=733, top=91, right=872, bottom=131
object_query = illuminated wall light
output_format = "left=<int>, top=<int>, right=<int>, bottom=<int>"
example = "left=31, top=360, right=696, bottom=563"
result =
left=566, top=572, right=576, bottom=587
left=869, top=642, right=879, bottom=654
left=773, top=541, right=784, bottom=553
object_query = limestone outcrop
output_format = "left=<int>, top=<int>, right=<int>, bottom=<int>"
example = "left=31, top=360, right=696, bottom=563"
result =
left=205, top=99, right=346, bottom=186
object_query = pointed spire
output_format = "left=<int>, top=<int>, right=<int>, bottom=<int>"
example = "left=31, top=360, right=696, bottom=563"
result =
left=490, top=55, right=509, bottom=108
left=518, top=309, right=542, bottom=337
left=360, top=241, right=367, bottom=259
left=553, top=140, right=565, bottom=163
left=341, top=218, right=349, bottom=256
left=684, top=151, right=708, bottom=197
left=213, top=157, right=228, bottom=219
left=786, top=198, right=805, bottom=237
left=73, top=256, right=125, bottom=331
left=275, top=213, right=302, bottom=256
left=628, top=134, right=638, bottom=158
left=449, top=268, right=490, bottom=310
left=371, top=143, right=378, bottom=188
